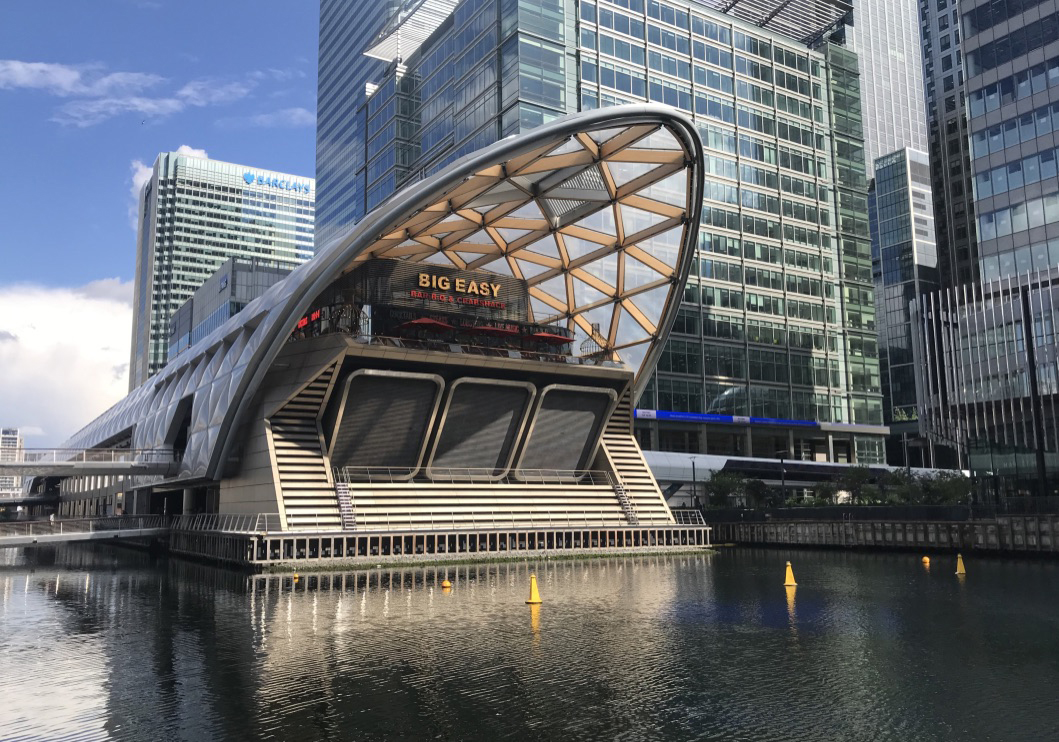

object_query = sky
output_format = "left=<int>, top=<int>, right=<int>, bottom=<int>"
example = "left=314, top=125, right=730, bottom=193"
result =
left=0, top=1, right=320, bottom=446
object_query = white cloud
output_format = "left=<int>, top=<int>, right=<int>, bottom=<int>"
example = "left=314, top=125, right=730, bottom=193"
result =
left=5, top=59, right=303, bottom=127
left=0, top=60, right=163, bottom=97
left=0, top=280, right=133, bottom=447
left=216, top=107, right=316, bottom=129
left=53, top=94, right=185, bottom=127
left=176, top=78, right=255, bottom=106
left=127, top=145, right=207, bottom=229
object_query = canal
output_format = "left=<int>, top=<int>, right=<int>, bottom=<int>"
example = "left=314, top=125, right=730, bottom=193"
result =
left=1, top=546, right=1057, bottom=741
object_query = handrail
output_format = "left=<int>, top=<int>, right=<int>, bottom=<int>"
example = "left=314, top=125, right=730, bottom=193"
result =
left=169, top=513, right=284, bottom=533
left=332, top=466, right=615, bottom=487
left=11, top=448, right=180, bottom=464
left=0, top=515, right=167, bottom=538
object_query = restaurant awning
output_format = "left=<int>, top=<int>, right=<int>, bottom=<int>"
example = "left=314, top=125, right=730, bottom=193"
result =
left=398, top=317, right=454, bottom=333
left=528, top=332, right=573, bottom=345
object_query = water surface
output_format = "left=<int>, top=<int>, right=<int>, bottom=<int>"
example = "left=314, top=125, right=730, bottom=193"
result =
left=1, top=546, right=1057, bottom=741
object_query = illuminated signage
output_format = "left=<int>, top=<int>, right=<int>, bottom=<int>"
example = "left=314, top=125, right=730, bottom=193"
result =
left=243, top=171, right=311, bottom=194
left=417, top=273, right=501, bottom=298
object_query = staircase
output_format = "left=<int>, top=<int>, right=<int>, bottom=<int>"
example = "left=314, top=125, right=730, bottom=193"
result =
left=269, top=364, right=341, bottom=530
left=611, top=480, right=640, bottom=525
left=598, top=391, right=674, bottom=525
left=335, top=481, right=356, bottom=530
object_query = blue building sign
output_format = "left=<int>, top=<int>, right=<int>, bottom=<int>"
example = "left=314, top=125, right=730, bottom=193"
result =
left=243, top=172, right=311, bottom=194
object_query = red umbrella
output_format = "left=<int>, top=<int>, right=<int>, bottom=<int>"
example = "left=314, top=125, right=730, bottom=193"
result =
left=529, top=331, right=573, bottom=345
left=398, top=317, right=454, bottom=333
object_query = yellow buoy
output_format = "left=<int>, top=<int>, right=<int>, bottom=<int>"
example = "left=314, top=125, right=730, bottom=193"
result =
left=922, top=556, right=930, bottom=566
left=783, top=561, right=797, bottom=587
left=526, top=573, right=543, bottom=604
left=956, top=553, right=967, bottom=576
left=441, top=578, right=452, bottom=589
left=293, top=572, right=300, bottom=582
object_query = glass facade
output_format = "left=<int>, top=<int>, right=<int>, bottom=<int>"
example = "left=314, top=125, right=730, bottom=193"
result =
left=0, top=428, right=23, bottom=497
left=870, top=148, right=940, bottom=463
left=314, top=0, right=398, bottom=247
left=962, top=0, right=1059, bottom=290
left=318, top=0, right=886, bottom=463
left=920, top=0, right=978, bottom=289
left=845, top=0, right=929, bottom=168
left=129, top=153, right=314, bottom=389
left=912, top=271, right=1059, bottom=499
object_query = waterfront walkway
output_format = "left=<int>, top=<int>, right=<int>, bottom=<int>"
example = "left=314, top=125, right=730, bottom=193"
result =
left=0, top=516, right=169, bottom=547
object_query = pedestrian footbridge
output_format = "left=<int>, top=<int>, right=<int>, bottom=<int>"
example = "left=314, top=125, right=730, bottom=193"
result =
left=0, top=516, right=170, bottom=547
left=0, top=448, right=179, bottom=478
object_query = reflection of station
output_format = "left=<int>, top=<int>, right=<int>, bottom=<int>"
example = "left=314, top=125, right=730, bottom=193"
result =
left=30, top=106, right=711, bottom=561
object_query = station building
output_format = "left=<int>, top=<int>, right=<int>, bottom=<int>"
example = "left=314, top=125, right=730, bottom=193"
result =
left=44, top=106, right=705, bottom=534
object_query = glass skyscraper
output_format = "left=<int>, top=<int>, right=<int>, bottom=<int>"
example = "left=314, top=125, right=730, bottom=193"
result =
left=318, top=0, right=887, bottom=463
left=870, top=148, right=940, bottom=465
left=910, top=0, right=1059, bottom=490
left=129, top=152, right=315, bottom=389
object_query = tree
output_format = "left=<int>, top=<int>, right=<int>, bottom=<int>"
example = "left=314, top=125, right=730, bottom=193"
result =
left=920, top=472, right=972, bottom=505
left=836, top=465, right=876, bottom=504
left=745, top=478, right=770, bottom=509
left=701, top=471, right=747, bottom=508
left=813, top=480, right=839, bottom=505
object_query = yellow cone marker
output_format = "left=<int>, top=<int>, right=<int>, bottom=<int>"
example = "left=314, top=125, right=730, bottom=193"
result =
left=526, top=573, right=543, bottom=604
left=783, top=561, right=797, bottom=587
left=955, top=553, right=966, bottom=576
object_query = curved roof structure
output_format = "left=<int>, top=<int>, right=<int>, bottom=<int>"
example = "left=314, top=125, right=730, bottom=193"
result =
left=62, top=105, right=704, bottom=482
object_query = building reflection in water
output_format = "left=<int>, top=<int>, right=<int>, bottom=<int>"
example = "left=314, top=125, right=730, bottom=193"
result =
left=4, top=546, right=1059, bottom=741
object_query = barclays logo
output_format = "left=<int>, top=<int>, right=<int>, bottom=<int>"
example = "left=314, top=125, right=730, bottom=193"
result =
left=242, top=171, right=311, bottom=194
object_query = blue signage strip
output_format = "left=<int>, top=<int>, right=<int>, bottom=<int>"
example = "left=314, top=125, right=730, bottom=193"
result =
left=243, top=172, right=311, bottom=194
left=634, top=408, right=820, bottom=428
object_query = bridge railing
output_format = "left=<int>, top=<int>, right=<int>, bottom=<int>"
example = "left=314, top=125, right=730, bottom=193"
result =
left=332, top=467, right=615, bottom=486
left=169, top=513, right=283, bottom=533
left=17, top=448, right=180, bottom=465
left=0, top=515, right=167, bottom=538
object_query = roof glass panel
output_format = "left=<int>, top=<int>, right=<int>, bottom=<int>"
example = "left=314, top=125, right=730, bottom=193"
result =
left=518, top=235, right=562, bottom=262
left=635, top=128, right=681, bottom=151
left=586, top=126, right=628, bottom=145
left=578, top=252, right=618, bottom=288
left=640, top=172, right=687, bottom=206
left=620, top=204, right=668, bottom=236
left=563, top=235, right=606, bottom=261
left=538, top=275, right=569, bottom=305
left=607, top=161, right=661, bottom=188
left=515, top=257, right=553, bottom=279
left=572, top=278, right=610, bottom=308
left=632, top=225, right=683, bottom=266
left=615, top=307, right=652, bottom=348
left=624, top=252, right=665, bottom=291
left=573, top=205, right=617, bottom=238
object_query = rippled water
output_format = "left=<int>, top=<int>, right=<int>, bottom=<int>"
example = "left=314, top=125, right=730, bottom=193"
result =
left=1, top=546, right=1058, bottom=741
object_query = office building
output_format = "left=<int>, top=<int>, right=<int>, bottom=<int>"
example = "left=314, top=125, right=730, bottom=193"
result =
left=920, top=0, right=977, bottom=289
left=911, top=270, right=1059, bottom=500
left=315, top=0, right=404, bottom=247
left=129, top=152, right=314, bottom=390
left=34, top=108, right=711, bottom=550
left=869, top=148, right=940, bottom=465
left=319, top=0, right=887, bottom=464
left=846, top=0, right=930, bottom=167
left=964, top=0, right=1059, bottom=285
left=168, top=258, right=292, bottom=361
left=0, top=428, right=23, bottom=497
left=911, top=0, right=1059, bottom=488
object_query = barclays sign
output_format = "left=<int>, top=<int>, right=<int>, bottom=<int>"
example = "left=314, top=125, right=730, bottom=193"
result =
left=243, top=172, right=311, bottom=194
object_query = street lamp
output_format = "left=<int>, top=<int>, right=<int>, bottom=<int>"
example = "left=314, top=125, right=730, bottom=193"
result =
left=691, top=458, right=698, bottom=509
left=777, top=451, right=787, bottom=505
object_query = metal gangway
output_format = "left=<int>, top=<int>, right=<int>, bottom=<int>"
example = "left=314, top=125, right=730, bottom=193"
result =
left=0, top=448, right=180, bottom=478
left=0, top=516, right=170, bottom=547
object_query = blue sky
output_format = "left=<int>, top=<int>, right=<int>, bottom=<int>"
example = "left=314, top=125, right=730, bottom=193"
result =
left=0, top=1, right=320, bottom=443
left=0, top=0, right=319, bottom=287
